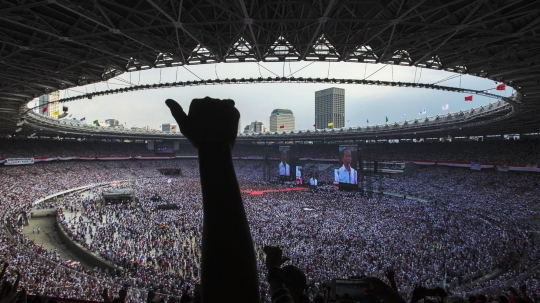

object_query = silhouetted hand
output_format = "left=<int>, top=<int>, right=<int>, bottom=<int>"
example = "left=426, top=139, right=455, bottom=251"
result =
left=118, top=288, right=127, bottom=302
left=146, top=289, right=156, bottom=303
left=385, top=267, right=398, bottom=291
left=166, top=97, right=240, bottom=149
left=101, top=288, right=111, bottom=303
left=263, top=246, right=290, bottom=269
left=362, top=277, right=406, bottom=303
left=385, top=268, right=395, bottom=281
left=410, top=283, right=424, bottom=303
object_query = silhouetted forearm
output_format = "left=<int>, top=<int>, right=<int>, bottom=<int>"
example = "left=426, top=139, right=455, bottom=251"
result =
left=198, top=142, right=259, bottom=303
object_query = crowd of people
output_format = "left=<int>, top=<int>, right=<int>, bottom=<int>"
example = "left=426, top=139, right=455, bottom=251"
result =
left=0, top=153, right=539, bottom=302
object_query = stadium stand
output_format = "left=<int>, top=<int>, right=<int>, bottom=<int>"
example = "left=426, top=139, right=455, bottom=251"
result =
left=1, top=140, right=540, bottom=302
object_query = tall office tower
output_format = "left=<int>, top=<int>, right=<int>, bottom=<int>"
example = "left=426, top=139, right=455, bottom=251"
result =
left=315, top=87, right=345, bottom=129
left=269, top=109, right=295, bottom=132
left=38, top=91, right=61, bottom=117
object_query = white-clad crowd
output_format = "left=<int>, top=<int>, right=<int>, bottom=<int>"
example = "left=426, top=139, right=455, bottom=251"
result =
left=1, top=156, right=540, bottom=302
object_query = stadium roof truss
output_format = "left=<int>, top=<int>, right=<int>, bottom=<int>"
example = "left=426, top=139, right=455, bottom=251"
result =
left=0, top=0, right=539, bottom=140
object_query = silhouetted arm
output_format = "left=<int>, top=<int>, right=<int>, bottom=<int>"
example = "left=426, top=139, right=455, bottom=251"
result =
left=166, top=98, right=258, bottom=303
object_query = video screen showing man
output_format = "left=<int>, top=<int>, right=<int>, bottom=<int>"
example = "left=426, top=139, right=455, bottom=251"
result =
left=336, top=146, right=358, bottom=184
left=309, top=171, right=318, bottom=187
left=278, top=146, right=290, bottom=179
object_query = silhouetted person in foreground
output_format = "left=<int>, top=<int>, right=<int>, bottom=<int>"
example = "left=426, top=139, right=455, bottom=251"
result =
left=166, top=97, right=259, bottom=303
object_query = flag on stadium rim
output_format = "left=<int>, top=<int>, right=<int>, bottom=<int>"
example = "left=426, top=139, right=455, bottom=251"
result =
left=80, top=117, right=86, bottom=121
left=442, top=104, right=449, bottom=110
left=366, top=119, right=369, bottom=124
left=313, top=123, right=316, bottom=127
left=419, top=108, right=427, bottom=115
left=327, top=122, right=333, bottom=127
left=401, top=113, right=406, bottom=119
left=92, top=119, right=99, bottom=126
left=464, top=95, right=473, bottom=101
left=496, top=83, right=506, bottom=90
left=42, top=106, right=47, bottom=113
left=385, top=116, right=389, bottom=123
left=279, top=125, right=285, bottom=128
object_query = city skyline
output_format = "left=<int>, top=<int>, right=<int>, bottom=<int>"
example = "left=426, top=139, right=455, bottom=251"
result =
left=29, top=61, right=511, bottom=131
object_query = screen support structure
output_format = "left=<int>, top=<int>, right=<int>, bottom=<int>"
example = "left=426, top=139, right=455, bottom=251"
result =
left=358, top=142, right=373, bottom=198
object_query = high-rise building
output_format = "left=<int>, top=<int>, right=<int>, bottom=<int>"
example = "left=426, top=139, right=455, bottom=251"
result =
left=315, top=87, right=345, bottom=129
left=105, top=119, right=119, bottom=127
left=244, top=121, right=266, bottom=133
left=269, top=109, right=295, bottom=132
left=38, top=91, right=61, bottom=117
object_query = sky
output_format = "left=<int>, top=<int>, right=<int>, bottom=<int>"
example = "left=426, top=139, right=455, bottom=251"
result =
left=29, top=61, right=512, bottom=130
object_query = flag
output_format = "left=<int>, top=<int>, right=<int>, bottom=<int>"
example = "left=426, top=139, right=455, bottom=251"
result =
left=366, top=119, right=369, bottom=124
left=52, top=111, right=60, bottom=116
left=80, top=117, right=86, bottom=121
left=401, top=114, right=406, bottom=119
left=419, top=108, right=426, bottom=115
left=279, top=125, right=285, bottom=129
left=313, top=123, right=316, bottom=127
left=42, top=106, right=48, bottom=113
left=119, top=124, right=123, bottom=129
left=93, top=120, right=99, bottom=126
left=496, top=83, right=506, bottom=90
left=327, top=122, right=333, bottom=127
left=69, top=114, right=72, bottom=117
left=347, top=120, right=350, bottom=123
left=441, top=104, right=449, bottom=110
left=385, top=116, right=388, bottom=123
left=464, top=95, right=473, bottom=101
left=171, top=125, right=176, bottom=130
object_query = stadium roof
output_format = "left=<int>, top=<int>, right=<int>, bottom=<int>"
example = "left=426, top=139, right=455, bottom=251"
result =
left=0, top=0, right=539, bottom=140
